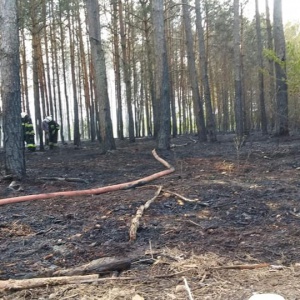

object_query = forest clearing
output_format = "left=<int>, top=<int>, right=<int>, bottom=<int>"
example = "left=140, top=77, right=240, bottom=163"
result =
left=0, top=134, right=300, bottom=299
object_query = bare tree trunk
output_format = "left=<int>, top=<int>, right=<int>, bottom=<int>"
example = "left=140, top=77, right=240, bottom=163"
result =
left=195, top=0, right=217, bottom=142
left=77, top=1, right=91, bottom=141
left=30, top=0, right=44, bottom=151
left=118, top=0, right=135, bottom=142
left=182, top=0, right=206, bottom=141
left=233, top=0, right=244, bottom=139
left=111, top=0, right=124, bottom=140
left=20, top=27, right=30, bottom=115
left=50, top=0, right=64, bottom=143
left=165, top=1, right=177, bottom=138
left=0, top=0, right=26, bottom=179
left=152, top=0, right=171, bottom=150
left=140, top=0, right=155, bottom=137
left=255, top=0, right=268, bottom=135
left=273, top=0, right=289, bottom=136
left=67, top=5, right=81, bottom=146
left=44, top=0, right=53, bottom=119
left=59, top=0, right=71, bottom=141
left=265, top=0, right=276, bottom=132
left=85, top=0, right=116, bottom=152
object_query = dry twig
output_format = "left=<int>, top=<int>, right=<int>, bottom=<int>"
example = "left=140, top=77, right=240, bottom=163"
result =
left=129, top=186, right=163, bottom=241
left=209, top=263, right=269, bottom=270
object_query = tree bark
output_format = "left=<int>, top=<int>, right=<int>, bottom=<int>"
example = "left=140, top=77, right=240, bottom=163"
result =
left=273, top=0, right=289, bottom=136
left=233, top=0, right=244, bottom=139
left=195, top=0, right=217, bottom=142
left=255, top=0, right=268, bottom=135
left=85, top=0, right=116, bottom=152
left=0, top=0, right=26, bottom=179
left=119, top=0, right=135, bottom=142
left=182, top=0, right=207, bottom=141
left=152, top=0, right=171, bottom=150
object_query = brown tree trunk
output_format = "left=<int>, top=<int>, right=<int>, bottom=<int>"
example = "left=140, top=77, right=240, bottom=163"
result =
left=118, top=0, right=135, bottom=142
left=31, top=0, right=44, bottom=151
left=85, top=0, right=116, bottom=152
left=265, top=0, right=276, bottom=131
left=195, top=0, right=217, bottom=142
left=255, top=0, right=268, bottom=135
left=273, top=0, right=289, bottom=136
left=67, top=4, right=80, bottom=146
left=0, top=0, right=26, bottom=179
left=112, top=0, right=124, bottom=140
left=152, top=0, right=171, bottom=150
left=182, top=0, right=207, bottom=141
left=59, top=0, right=71, bottom=141
left=233, top=0, right=244, bottom=139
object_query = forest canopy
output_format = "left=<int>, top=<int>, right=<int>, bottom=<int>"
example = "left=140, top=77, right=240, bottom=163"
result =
left=0, top=0, right=299, bottom=148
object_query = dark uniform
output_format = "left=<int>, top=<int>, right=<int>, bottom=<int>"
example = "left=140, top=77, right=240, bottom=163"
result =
left=42, top=116, right=60, bottom=149
left=21, top=113, right=36, bottom=152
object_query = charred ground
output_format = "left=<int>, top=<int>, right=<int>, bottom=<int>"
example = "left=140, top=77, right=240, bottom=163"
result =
left=0, top=134, right=300, bottom=299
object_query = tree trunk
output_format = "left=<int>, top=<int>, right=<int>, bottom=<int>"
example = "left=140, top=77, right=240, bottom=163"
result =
left=233, top=0, right=244, bottom=139
left=85, top=0, right=116, bottom=152
left=59, top=0, right=71, bottom=141
left=140, top=0, right=155, bottom=137
left=255, top=0, right=268, bottom=135
left=265, top=0, right=276, bottom=131
left=0, top=0, right=26, bottom=179
left=31, top=2, right=44, bottom=151
left=152, top=0, right=171, bottom=150
left=195, top=0, right=217, bottom=142
left=112, top=0, right=124, bottom=140
left=182, top=0, right=207, bottom=141
left=118, top=0, right=135, bottom=142
left=77, top=1, right=91, bottom=141
left=273, top=0, right=289, bottom=136
left=67, top=4, right=81, bottom=147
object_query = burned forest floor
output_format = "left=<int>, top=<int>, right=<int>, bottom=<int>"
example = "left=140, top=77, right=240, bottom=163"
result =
left=0, top=133, right=300, bottom=300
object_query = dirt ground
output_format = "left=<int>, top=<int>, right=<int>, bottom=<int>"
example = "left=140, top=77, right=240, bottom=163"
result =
left=0, top=134, right=300, bottom=300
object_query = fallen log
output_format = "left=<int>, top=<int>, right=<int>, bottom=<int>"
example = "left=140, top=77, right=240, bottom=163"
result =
left=0, top=274, right=99, bottom=291
left=0, top=149, right=174, bottom=206
left=52, top=257, right=131, bottom=276
left=23, top=257, right=132, bottom=279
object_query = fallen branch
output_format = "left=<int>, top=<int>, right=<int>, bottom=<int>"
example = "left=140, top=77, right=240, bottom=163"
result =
left=183, top=276, right=194, bottom=300
left=162, top=189, right=199, bottom=203
left=142, top=185, right=202, bottom=203
left=52, top=257, right=131, bottom=276
left=23, top=257, right=132, bottom=279
left=0, top=149, right=174, bottom=206
left=0, top=271, right=192, bottom=292
left=129, top=186, right=163, bottom=241
left=38, top=177, right=89, bottom=183
left=0, top=274, right=99, bottom=291
left=170, top=143, right=189, bottom=148
left=209, top=263, right=269, bottom=270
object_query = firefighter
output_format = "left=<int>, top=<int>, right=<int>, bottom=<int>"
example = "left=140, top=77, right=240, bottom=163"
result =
left=42, top=116, right=60, bottom=149
left=21, top=112, right=36, bottom=152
